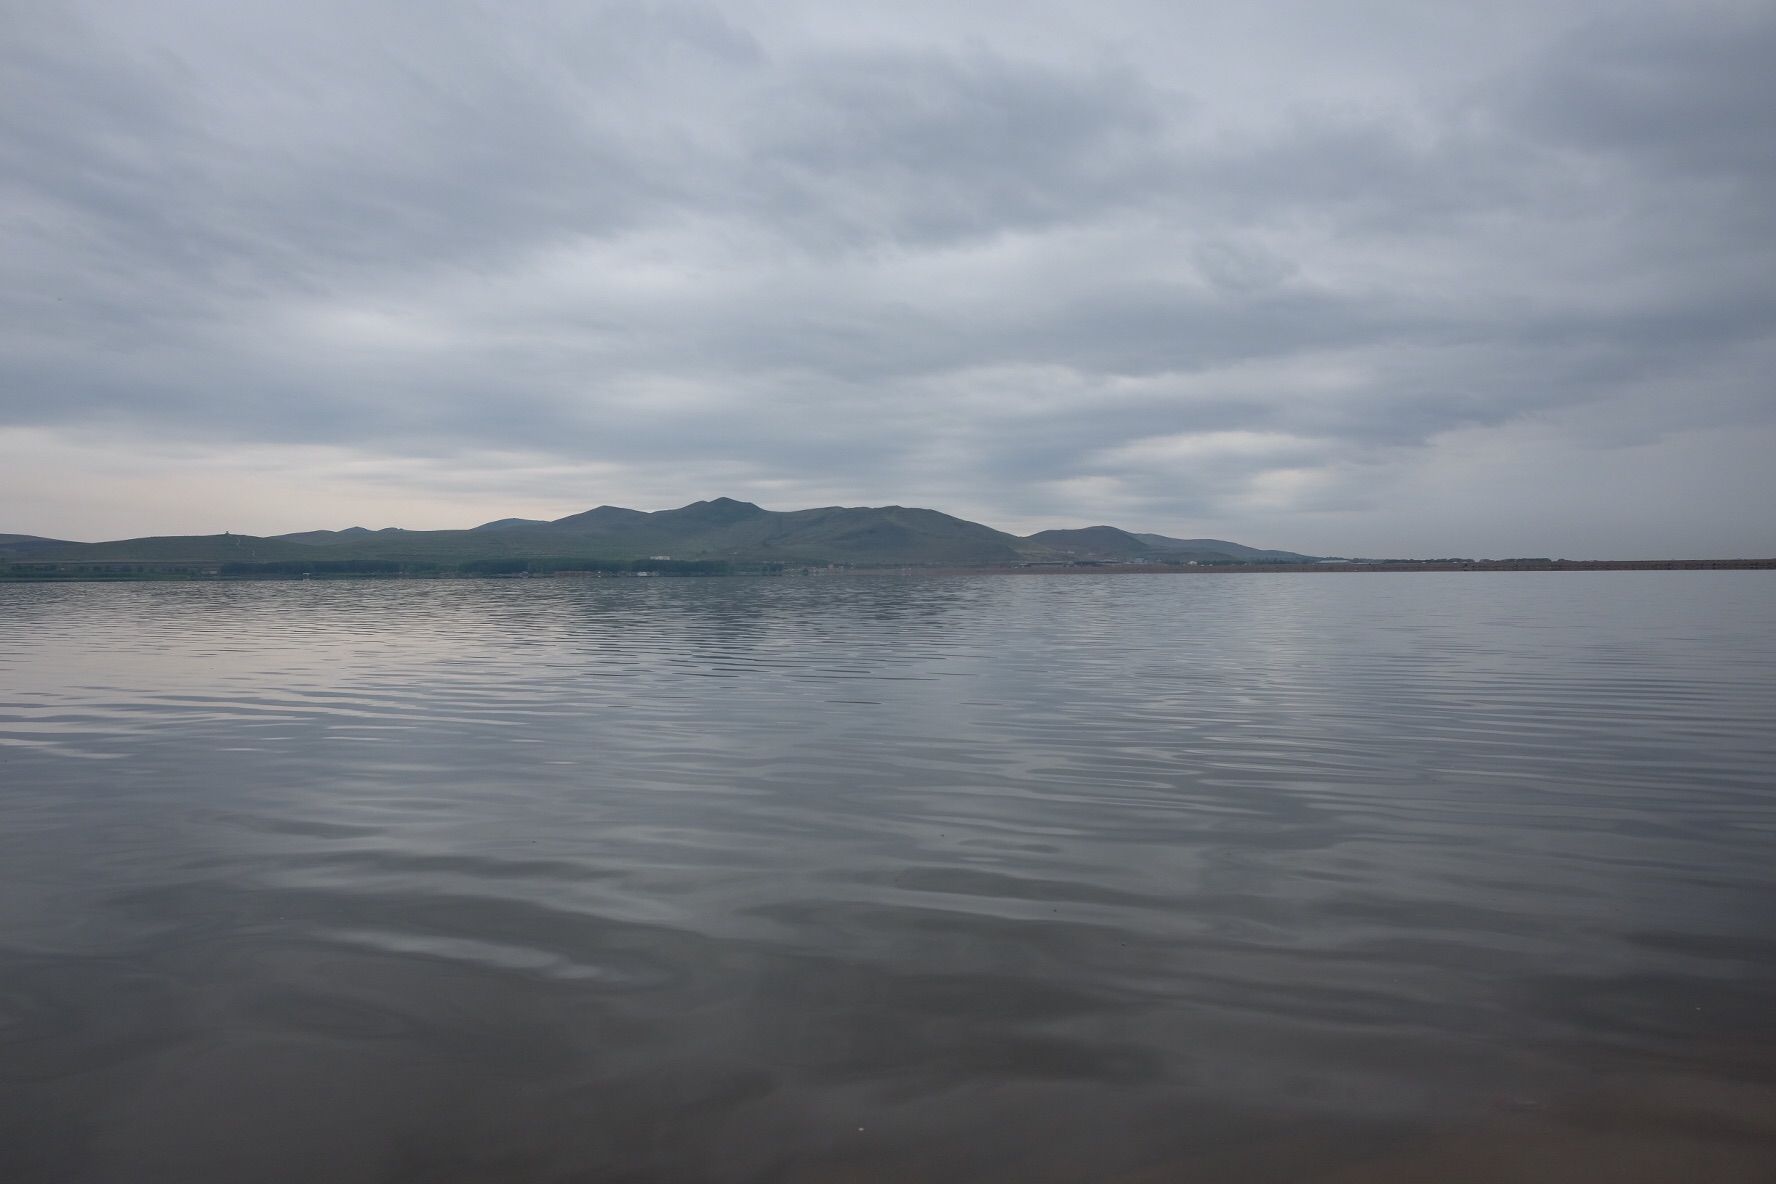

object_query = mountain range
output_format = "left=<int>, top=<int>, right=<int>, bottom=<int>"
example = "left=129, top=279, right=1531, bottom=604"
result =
left=0, top=499, right=1318, bottom=569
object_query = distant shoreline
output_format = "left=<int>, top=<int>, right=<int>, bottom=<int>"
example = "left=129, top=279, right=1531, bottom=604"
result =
left=2, top=558, right=1772, bottom=582
left=881, top=559, right=1776, bottom=575
left=10, top=500, right=1769, bottom=579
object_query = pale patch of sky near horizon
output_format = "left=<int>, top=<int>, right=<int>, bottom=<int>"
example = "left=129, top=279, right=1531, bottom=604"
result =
left=2, top=0, right=1772, bottom=557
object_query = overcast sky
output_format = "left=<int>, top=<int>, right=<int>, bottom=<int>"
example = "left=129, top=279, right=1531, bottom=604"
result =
left=3, top=0, right=1772, bottom=557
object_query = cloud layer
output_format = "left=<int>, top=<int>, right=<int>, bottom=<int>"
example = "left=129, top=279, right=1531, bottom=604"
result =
left=3, top=0, right=1772, bottom=556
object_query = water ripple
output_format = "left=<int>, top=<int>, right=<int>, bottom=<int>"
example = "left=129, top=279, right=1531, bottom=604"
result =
left=2, top=573, right=1775, bottom=1182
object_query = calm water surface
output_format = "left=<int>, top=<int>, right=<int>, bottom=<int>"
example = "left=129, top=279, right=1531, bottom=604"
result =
left=2, top=573, right=1774, bottom=1182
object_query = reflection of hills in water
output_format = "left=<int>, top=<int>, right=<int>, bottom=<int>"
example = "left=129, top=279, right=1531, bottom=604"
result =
left=1, top=497, right=1319, bottom=567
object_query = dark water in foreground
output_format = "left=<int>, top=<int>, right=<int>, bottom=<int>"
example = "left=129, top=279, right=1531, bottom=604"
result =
left=2, top=573, right=1774, bottom=1183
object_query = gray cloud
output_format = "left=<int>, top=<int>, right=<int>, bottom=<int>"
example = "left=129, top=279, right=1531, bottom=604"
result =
left=742, top=48, right=1169, bottom=247
left=1510, top=6, right=1776, bottom=180
left=1, top=0, right=1771, bottom=556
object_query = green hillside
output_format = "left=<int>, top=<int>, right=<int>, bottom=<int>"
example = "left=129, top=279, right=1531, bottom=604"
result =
left=0, top=534, right=75, bottom=558
left=282, top=499, right=1028, bottom=566
left=1024, top=526, right=1317, bottom=563
left=1022, top=526, right=1155, bottom=560
left=5, top=499, right=1314, bottom=574
left=1132, top=533, right=1316, bottom=562
left=29, top=534, right=321, bottom=563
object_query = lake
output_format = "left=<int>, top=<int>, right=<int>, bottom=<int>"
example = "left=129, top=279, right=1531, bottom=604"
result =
left=2, top=572, right=1774, bottom=1182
